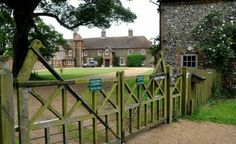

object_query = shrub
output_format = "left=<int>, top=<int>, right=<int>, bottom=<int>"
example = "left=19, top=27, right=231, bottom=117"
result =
left=94, top=56, right=103, bottom=67
left=192, top=11, right=236, bottom=72
left=127, top=54, right=146, bottom=67
left=113, top=56, right=120, bottom=67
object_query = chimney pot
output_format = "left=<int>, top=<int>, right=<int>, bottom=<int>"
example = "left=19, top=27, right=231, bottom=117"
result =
left=128, top=29, right=133, bottom=37
left=101, top=29, right=106, bottom=38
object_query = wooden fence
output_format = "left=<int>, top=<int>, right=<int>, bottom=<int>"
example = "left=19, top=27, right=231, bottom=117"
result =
left=0, top=51, right=221, bottom=144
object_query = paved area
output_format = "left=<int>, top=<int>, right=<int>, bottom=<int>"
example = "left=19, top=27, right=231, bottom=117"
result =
left=127, top=119, right=236, bottom=144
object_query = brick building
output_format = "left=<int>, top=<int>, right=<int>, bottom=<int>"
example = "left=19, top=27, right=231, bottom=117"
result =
left=55, top=29, right=152, bottom=67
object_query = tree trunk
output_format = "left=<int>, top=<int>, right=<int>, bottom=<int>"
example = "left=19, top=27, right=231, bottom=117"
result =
left=12, top=9, right=33, bottom=78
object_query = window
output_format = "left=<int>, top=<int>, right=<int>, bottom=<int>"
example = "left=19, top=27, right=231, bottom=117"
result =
left=182, top=54, right=198, bottom=67
left=119, top=57, right=126, bottom=66
left=84, top=51, right=88, bottom=56
left=141, top=60, right=145, bottom=66
left=97, top=50, right=102, bottom=56
left=105, top=49, right=110, bottom=56
left=128, top=49, right=133, bottom=55
left=140, top=49, right=145, bottom=55
left=87, top=58, right=93, bottom=63
left=68, top=50, right=73, bottom=57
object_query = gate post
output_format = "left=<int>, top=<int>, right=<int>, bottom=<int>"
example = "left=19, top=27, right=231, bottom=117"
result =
left=166, top=65, right=173, bottom=123
left=181, top=67, right=188, bottom=116
left=116, top=71, right=125, bottom=143
left=0, top=67, right=15, bottom=144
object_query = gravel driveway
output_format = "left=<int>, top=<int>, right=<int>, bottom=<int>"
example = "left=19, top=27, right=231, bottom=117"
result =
left=127, top=119, right=236, bottom=144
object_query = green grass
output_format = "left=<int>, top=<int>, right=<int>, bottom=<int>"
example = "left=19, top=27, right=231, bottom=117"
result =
left=35, top=67, right=128, bottom=80
left=188, top=99, right=236, bottom=125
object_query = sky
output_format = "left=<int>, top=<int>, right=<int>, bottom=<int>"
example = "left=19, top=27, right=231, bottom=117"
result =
left=42, top=0, right=160, bottom=40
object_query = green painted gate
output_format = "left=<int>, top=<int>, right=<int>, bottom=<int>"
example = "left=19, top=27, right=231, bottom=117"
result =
left=13, top=46, right=184, bottom=144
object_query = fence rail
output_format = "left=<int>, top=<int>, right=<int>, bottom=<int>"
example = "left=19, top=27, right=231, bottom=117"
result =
left=0, top=49, right=221, bottom=144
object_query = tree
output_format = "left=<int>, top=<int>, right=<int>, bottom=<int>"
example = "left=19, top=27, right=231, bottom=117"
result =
left=0, top=12, right=65, bottom=60
left=148, top=36, right=160, bottom=64
left=0, top=0, right=136, bottom=78
left=0, top=4, right=14, bottom=56
left=192, top=12, right=236, bottom=72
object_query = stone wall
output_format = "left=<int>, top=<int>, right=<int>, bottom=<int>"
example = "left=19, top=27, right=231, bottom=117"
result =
left=160, top=1, right=236, bottom=68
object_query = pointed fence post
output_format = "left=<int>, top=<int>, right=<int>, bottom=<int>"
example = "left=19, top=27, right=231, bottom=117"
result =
left=0, top=65, right=15, bottom=144
left=166, top=65, right=173, bottom=123
left=17, top=40, right=43, bottom=144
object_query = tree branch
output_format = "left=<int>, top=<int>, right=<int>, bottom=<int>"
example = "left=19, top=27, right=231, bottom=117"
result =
left=31, top=20, right=43, bottom=38
left=33, top=12, right=82, bottom=30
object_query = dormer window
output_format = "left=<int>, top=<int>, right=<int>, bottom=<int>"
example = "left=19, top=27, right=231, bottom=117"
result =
left=105, top=49, right=110, bottom=56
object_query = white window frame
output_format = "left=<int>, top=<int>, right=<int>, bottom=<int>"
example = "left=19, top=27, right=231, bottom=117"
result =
left=141, top=60, right=145, bottom=66
left=68, top=50, right=73, bottom=57
left=105, top=49, right=110, bottom=56
left=128, top=49, right=133, bottom=55
left=181, top=53, right=198, bottom=67
left=119, top=57, right=126, bottom=66
left=140, top=49, right=145, bottom=55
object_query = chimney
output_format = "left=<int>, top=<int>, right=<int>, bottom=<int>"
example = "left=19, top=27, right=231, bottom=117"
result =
left=101, top=29, right=106, bottom=38
left=128, top=29, right=133, bottom=37
left=73, top=32, right=82, bottom=41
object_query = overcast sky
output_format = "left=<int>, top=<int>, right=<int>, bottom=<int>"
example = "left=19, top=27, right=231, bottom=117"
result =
left=42, top=0, right=160, bottom=40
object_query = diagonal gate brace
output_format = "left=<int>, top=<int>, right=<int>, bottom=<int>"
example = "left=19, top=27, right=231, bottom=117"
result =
left=31, top=48, right=120, bottom=140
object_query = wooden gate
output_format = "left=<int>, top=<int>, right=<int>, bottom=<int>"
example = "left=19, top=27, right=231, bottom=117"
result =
left=14, top=48, right=184, bottom=144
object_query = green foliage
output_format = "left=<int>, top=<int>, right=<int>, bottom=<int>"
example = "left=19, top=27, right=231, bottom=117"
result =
left=29, top=18, right=66, bottom=60
left=0, top=9, right=65, bottom=60
left=1, top=0, right=136, bottom=77
left=189, top=99, right=236, bottom=125
left=94, top=56, right=103, bottom=67
left=127, top=54, right=146, bottom=67
left=0, top=4, right=14, bottom=57
left=148, top=36, right=160, bottom=64
left=113, top=56, right=120, bottom=67
left=192, top=11, right=236, bottom=72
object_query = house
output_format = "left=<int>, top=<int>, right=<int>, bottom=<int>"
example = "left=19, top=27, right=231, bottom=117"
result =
left=59, top=29, right=152, bottom=67
left=158, top=0, right=236, bottom=68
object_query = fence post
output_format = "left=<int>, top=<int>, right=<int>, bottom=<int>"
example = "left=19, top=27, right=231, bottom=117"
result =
left=116, top=71, right=125, bottom=144
left=166, top=65, right=173, bottom=123
left=181, top=67, right=188, bottom=116
left=0, top=67, right=15, bottom=144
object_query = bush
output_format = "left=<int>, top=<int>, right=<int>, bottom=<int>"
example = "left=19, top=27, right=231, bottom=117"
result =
left=127, top=54, right=146, bottom=67
left=94, top=56, right=103, bottom=67
left=113, top=56, right=120, bottom=67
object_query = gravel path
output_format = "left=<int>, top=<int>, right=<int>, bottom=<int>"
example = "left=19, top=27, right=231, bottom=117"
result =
left=127, top=119, right=236, bottom=144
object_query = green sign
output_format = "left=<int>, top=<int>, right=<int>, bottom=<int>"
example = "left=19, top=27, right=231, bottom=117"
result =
left=89, top=78, right=102, bottom=92
left=136, top=75, right=144, bottom=85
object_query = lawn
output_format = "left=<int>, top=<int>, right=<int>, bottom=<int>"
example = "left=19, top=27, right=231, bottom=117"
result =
left=35, top=67, right=128, bottom=80
left=188, top=99, right=236, bottom=125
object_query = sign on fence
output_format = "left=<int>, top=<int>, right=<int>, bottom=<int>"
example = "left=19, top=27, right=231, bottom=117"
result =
left=154, top=75, right=165, bottom=80
left=89, top=78, right=102, bottom=92
left=136, top=75, right=144, bottom=85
